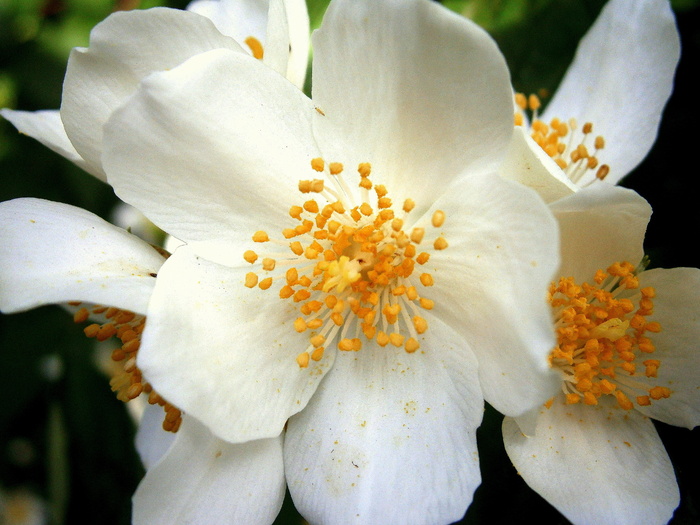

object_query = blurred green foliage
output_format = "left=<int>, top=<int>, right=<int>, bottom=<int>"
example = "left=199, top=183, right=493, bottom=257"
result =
left=1, top=0, right=698, bottom=524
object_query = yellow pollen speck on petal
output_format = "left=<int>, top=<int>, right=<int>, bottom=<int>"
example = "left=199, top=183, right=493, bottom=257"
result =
left=244, top=36, right=264, bottom=59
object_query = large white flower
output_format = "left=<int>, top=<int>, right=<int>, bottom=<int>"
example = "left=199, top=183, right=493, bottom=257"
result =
left=92, top=0, right=560, bottom=521
left=0, top=0, right=309, bottom=182
left=1, top=0, right=563, bottom=522
left=502, top=0, right=680, bottom=201
left=502, top=184, right=700, bottom=524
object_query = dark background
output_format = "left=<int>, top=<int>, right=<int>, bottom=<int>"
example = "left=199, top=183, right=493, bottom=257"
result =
left=1, top=0, right=697, bottom=523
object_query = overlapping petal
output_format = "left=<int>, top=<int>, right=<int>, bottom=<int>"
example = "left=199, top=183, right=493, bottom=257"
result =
left=550, top=185, right=651, bottom=283
left=0, top=109, right=100, bottom=179
left=133, top=415, right=285, bottom=525
left=138, top=245, right=333, bottom=443
left=631, top=268, right=700, bottom=429
left=0, top=198, right=164, bottom=315
left=542, top=0, right=680, bottom=184
left=503, top=398, right=679, bottom=525
left=285, top=315, right=482, bottom=525
left=61, top=8, right=244, bottom=179
left=311, top=0, right=514, bottom=218
left=424, top=172, right=560, bottom=417
left=103, top=48, right=320, bottom=266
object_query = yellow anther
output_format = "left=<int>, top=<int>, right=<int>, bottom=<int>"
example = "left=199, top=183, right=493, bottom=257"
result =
left=433, top=237, right=448, bottom=250
left=338, top=338, right=354, bottom=351
left=262, top=258, right=276, bottom=271
left=377, top=197, right=392, bottom=209
left=358, top=162, right=371, bottom=177
left=243, top=250, right=258, bottom=264
left=360, top=202, right=373, bottom=216
left=311, top=347, right=325, bottom=361
left=259, top=277, right=273, bottom=290
left=244, top=36, right=264, bottom=59
left=290, top=241, right=304, bottom=256
left=294, top=318, right=307, bottom=333
left=419, top=298, right=434, bottom=310
left=420, top=273, right=434, bottom=287
left=296, top=352, right=310, bottom=368
left=245, top=272, right=259, bottom=288
left=311, top=157, right=325, bottom=172
left=329, top=162, right=344, bottom=175
left=413, top=316, right=428, bottom=334
left=404, top=338, right=420, bottom=353
left=289, top=205, right=304, bottom=219
left=403, top=199, right=415, bottom=213
left=431, top=210, right=445, bottom=228
left=304, top=200, right=319, bottom=213
left=252, top=231, right=269, bottom=242
left=310, top=335, right=325, bottom=347
left=411, top=228, right=425, bottom=244
left=528, top=94, right=541, bottom=111
left=582, top=122, right=593, bottom=134
left=389, top=333, right=404, bottom=347
left=514, top=92, right=527, bottom=110
left=416, top=252, right=430, bottom=265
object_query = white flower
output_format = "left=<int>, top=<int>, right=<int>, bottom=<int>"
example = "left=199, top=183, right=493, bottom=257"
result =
left=502, top=184, right=700, bottom=524
left=0, top=0, right=309, bottom=182
left=2, top=0, right=563, bottom=522
left=502, top=0, right=680, bottom=201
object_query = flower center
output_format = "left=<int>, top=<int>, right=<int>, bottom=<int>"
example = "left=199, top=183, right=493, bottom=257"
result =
left=72, top=302, right=182, bottom=432
left=243, top=159, right=449, bottom=367
left=547, top=261, right=671, bottom=410
left=514, top=92, right=610, bottom=185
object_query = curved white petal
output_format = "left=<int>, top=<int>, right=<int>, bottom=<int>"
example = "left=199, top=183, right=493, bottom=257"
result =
left=542, top=0, right=680, bottom=184
left=186, top=0, right=268, bottom=44
left=550, top=185, right=651, bottom=283
left=133, top=415, right=285, bottom=525
left=630, top=268, right=700, bottom=429
left=61, top=8, right=244, bottom=178
left=503, top=397, right=679, bottom=525
left=285, top=315, right=482, bottom=525
left=138, top=245, right=333, bottom=443
left=134, top=403, right=177, bottom=470
left=102, top=48, right=320, bottom=265
left=425, top=172, right=561, bottom=417
left=0, top=198, right=164, bottom=315
left=311, top=0, right=514, bottom=216
left=186, top=0, right=308, bottom=88
left=0, top=109, right=104, bottom=181
left=499, top=127, right=578, bottom=204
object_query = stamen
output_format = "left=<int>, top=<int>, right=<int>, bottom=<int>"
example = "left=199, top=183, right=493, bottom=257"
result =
left=243, top=158, right=450, bottom=367
left=74, top=303, right=182, bottom=432
left=244, top=36, right=264, bottom=60
left=547, top=261, right=670, bottom=411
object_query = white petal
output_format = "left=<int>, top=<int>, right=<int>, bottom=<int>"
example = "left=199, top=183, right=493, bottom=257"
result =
left=631, top=268, right=700, bottom=429
left=503, top=397, right=679, bottom=525
left=285, top=315, right=483, bottom=525
left=186, top=0, right=267, bottom=44
left=549, top=185, right=651, bottom=283
left=61, top=8, right=244, bottom=178
left=187, top=0, right=308, bottom=88
left=133, top=415, right=285, bottom=525
left=542, top=0, right=680, bottom=184
left=426, top=173, right=561, bottom=416
left=282, top=0, right=310, bottom=89
left=137, top=245, right=333, bottom=443
left=499, top=127, right=577, bottom=204
left=311, top=0, right=514, bottom=215
left=0, top=198, right=164, bottom=315
left=102, top=48, right=319, bottom=265
left=0, top=109, right=104, bottom=181
left=134, top=403, right=177, bottom=470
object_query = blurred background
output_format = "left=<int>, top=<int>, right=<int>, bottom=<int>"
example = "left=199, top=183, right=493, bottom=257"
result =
left=1, top=0, right=698, bottom=523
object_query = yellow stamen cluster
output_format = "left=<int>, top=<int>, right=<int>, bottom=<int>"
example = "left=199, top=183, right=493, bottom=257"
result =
left=71, top=302, right=182, bottom=432
left=514, top=92, right=609, bottom=185
left=244, top=36, right=264, bottom=60
left=548, top=261, right=670, bottom=410
left=244, top=159, right=448, bottom=367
